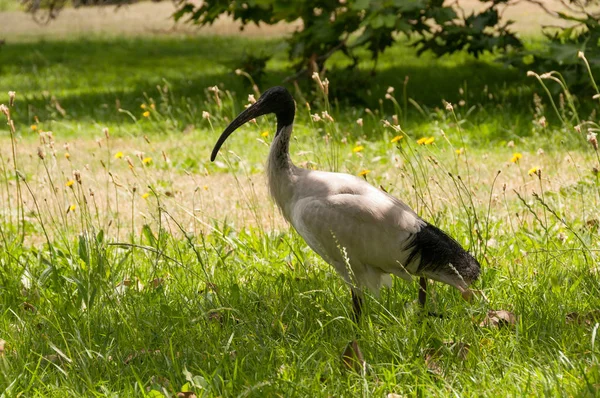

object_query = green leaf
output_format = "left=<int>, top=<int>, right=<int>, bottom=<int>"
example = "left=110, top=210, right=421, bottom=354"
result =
left=96, top=229, right=104, bottom=244
left=142, top=224, right=157, bottom=248
left=430, top=7, right=457, bottom=24
left=393, top=0, right=426, bottom=12
left=351, top=0, right=370, bottom=11
left=78, top=234, right=89, bottom=266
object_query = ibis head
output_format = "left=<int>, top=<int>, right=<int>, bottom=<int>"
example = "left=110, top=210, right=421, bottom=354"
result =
left=211, top=86, right=295, bottom=161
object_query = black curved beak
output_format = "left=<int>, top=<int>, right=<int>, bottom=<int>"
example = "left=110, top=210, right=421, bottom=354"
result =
left=210, top=100, right=267, bottom=161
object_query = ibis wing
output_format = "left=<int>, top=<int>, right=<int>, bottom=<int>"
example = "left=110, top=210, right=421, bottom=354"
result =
left=290, top=189, right=425, bottom=286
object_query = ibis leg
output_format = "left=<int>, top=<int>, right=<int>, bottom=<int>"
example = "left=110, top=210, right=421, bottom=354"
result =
left=351, top=290, right=363, bottom=324
left=418, top=277, right=427, bottom=307
left=418, top=277, right=445, bottom=318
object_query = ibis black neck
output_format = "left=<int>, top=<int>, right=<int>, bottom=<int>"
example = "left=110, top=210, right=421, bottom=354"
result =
left=211, top=86, right=296, bottom=161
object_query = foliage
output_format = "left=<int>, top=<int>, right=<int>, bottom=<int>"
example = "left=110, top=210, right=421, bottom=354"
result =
left=174, top=0, right=522, bottom=73
left=503, top=0, right=600, bottom=92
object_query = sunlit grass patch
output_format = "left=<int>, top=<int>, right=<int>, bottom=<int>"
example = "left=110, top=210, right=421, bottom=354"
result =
left=0, top=34, right=599, bottom=396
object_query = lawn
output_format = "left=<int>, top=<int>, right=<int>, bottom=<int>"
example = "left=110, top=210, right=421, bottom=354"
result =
left=0, top=8, right=599, bottom=397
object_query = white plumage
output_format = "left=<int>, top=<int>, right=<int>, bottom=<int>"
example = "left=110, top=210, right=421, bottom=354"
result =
left=212, top=86, right=480, bottom=321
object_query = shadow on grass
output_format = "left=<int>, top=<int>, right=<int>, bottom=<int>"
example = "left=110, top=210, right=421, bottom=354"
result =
left=1, top=34, right=538, bottom=140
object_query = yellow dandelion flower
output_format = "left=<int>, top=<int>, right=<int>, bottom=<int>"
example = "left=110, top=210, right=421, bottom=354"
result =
left=150, top=104, right=156, bottom=110
left=141, top=104, right=147, bottom=109
left=528, top=167, right=540, bottom=176
left=31, top=124, right=37, bottom=131
left=391, top=135, right=403, bottom=143
left=424, top=137, right=435, bottom=145
left=142, top=192, right=150, bottom=199
left=68, top=204, right=76, bottom=213
left=114, top=151, right=123, bottom=159
left=455, top=148, right=463, bottom=155
left=261, top=131, right=269, bottom=138
left=352, top=145, right=364, bottom=153
left=65, top=179, right=75, bottom=187
left=142, top=157, right=152, bottom=165
left=416, top=137, right=428, bottom=145
left=64, top=152, right=71, bottom=159
left=203, top=185, right=208, bottom=190
left=510, top=153, right=522, bottom=163
left=358, top=169, right=370, bottom=177
left=142, top=111, right=150, bottom=118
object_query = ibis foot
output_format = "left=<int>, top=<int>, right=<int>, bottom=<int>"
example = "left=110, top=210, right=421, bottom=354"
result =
left=342, top=340, right=366, bottom=373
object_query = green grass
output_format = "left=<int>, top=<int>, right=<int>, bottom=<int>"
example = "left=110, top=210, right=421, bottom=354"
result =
left=0, top=34, right=541, bottom=142
left=0, top=33, right=600, bottom=396
left=0, top=0, right=20, bottom=12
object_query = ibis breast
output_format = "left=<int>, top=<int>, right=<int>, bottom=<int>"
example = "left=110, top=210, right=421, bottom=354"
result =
left=286, top=170, right=426, bottom=290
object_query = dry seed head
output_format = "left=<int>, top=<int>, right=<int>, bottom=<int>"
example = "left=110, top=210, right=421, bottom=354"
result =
left=202, top=111, right=210, bottom=120
left=235, top=69, right=243, bottom=76
left=526, top=71, right=536, bottom=77
left=444, top=101, right=453, bottom=111
left=125, top=156, right=135, bottom=169
left=8, top=91, right=15, bottom=107
left=575, top=125, right=582, bottom=133
left=538, top=116, right=547, bottom=128
left=8, top=120, right=15, bottom=133
left=37, top=147, right=45, bottom=160
left=558, top=231, right=567, bottom=243
left=321, top=110, right=334, bottom=122
left=322, top=78, right=330, bottom=95
left=0, top=104, right=9, bottom=119
left=385, top=93, right=393, bottom=100
left=392, top=114, right=399, bottom=125
left=73, top=170, right=82, bottom=184
left=248, top=94, right=256, bottom=104
left=312, top=72, right=325, bottom=93
left=387, top=86, right=395, bottom=94
left=540, top=72, right=552, bottom=79
left=578, top=50, right=585, bottom=59
left=587, top=131, right=598, bottom=150
left=594, top=94, right=600, bottom=100
left=356, top=118, right=363, bottom=127
left=311, top=113, right=322, bottom=122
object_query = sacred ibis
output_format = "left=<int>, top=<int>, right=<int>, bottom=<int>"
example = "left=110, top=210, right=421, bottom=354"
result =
left=211, top=86, right=480, bottom=323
